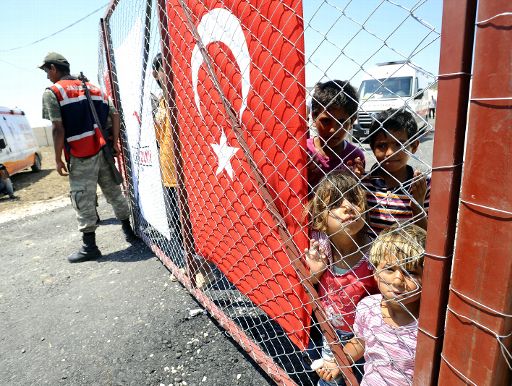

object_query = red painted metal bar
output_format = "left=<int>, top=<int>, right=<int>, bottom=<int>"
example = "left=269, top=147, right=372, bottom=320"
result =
left=413, top=1, right=477, bottom=385
left=101, top=14, right=141, bottom=231
left=437, top=0, right=512, bottom=384
left=100, top=18, right=132, bottom=199
left=105, top=0, right=121, bottom=19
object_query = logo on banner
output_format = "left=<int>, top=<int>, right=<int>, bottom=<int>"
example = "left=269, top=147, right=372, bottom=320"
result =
left=191, top=8, right=251, bottom=179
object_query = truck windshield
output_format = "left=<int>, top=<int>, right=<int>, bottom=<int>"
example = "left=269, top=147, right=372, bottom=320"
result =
left=359, top=76, right=413, bottom=99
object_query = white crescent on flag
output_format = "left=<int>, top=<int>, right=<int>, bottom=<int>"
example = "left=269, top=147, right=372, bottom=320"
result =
left=191, top=8, right=250, bottom=179
left=191, top=7, right=251, bottom=120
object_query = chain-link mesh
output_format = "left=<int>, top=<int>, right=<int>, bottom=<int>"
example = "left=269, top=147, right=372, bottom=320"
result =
left=99, top=1, right=443, bottom=384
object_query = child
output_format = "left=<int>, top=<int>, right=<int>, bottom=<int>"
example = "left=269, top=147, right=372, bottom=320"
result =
left=308, top=80, right=365, bottom=191
left=0, top=164, right=16, bottom=199
left=343, top=224, right=426, bottom=385
left=363, top=108, right=430, bottom=234
left=305, top=172, right=378, bottom=385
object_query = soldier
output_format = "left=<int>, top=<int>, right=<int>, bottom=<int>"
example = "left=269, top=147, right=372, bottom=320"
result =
left=40, top=52, right=137, bottom=263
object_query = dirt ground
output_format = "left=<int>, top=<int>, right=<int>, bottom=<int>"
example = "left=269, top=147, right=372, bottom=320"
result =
left=0, top=146, right=69, bottom=213
left=0, top=146, right=276, bottom=386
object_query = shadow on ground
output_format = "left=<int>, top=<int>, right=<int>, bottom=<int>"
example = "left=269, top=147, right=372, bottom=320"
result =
left=11, top=169, right=52, bottom=189
left=97, top=241, right=154, bottom=263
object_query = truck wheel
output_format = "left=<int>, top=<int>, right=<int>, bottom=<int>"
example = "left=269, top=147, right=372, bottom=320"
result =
left=31, top=154, right=42, bottom=172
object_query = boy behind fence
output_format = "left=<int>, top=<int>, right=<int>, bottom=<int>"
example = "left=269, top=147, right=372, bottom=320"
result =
left=307, top=80, right=365, bottom=191
left=363, top=108, right=430, bottom=234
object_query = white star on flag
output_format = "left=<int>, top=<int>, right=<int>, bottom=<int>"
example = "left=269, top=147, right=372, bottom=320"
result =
left=211, top=130, right=239, bottom=179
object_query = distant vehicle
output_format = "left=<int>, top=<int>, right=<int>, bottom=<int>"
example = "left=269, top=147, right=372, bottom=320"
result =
left=353, top=61, right=433, bottom=141
left=0, top=107, right=42, bottom=176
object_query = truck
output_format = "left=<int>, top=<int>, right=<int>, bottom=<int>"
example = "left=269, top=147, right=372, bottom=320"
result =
left=352, top=61, right=433, bottom=141
left=0, top=107, right=42, bottom=176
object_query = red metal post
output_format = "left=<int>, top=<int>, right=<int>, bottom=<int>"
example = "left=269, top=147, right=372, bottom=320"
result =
left=105, top=0, right=121, bottom=19
left=100, top=14, right=139, bottom=230
left=413, top=1, right=477, bottom=385
left=437, top=1, right=512, bottom=384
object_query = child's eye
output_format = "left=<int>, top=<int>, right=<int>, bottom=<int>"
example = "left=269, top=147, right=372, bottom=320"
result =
left=391, top=141, right=404, bottom=151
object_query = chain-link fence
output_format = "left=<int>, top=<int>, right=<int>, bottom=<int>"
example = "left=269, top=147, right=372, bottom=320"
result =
left=97, top=0, right=511, bottom=385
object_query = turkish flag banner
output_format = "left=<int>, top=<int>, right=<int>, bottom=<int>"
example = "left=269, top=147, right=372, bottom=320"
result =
left=166, top=0, right=310, bottom=349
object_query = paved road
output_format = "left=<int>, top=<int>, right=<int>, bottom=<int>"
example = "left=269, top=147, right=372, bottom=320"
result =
left=0, top=198, right=275, bottom=386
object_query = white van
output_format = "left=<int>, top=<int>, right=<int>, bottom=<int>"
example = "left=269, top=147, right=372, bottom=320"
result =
left=353, top=61, right=433, bottom=140
left=0, top=107, right=42, bottom=176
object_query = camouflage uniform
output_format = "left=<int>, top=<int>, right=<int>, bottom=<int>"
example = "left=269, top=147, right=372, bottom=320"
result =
left=42, top=77, right=130, bottom=232
left=69, top=152, right=130, bottom=233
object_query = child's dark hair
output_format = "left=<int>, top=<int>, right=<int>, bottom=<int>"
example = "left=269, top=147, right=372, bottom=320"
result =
left=368, top=108, right=418, bottom=149
left=311, top=80, right=358, bottom=120
left=308, top=171, right=366, bottom=233
left=152, top=53, right=162, bottom=71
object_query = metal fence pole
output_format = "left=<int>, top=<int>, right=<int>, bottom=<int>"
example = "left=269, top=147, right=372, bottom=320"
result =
left=100, top=16, right=140, bottom=233
left=437, top=0, right=512, bottom=384
left=413, top=1, right=477, bottom=385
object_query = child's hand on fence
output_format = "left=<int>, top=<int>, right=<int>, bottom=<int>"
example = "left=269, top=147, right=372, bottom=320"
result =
left=307, top=159, right=324, bottom=184
left=305, top=240, right=328, bottom=279
left=316, top=359, right=341, bottom=382
left=346, top=157, right=365, bottom=179
left=410, top=170, right=427, bottom=207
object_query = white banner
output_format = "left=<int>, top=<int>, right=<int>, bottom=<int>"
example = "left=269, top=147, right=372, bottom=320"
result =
left=113, top=18, right=170, bottom=239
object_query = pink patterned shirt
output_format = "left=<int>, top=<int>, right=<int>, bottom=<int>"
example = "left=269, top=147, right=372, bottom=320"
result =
left=353, top=294, right=418, bottom=386
left=313, top=231, right=378, bottom=332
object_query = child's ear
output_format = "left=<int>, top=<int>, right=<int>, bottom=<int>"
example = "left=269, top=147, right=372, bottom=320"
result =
left=410, top=140, right=420, bottom=154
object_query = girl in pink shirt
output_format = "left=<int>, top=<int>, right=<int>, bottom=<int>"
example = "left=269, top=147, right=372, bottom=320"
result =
left=305, top=172, right=378, bottom=385
left=344, top=224, right=426, bottom=385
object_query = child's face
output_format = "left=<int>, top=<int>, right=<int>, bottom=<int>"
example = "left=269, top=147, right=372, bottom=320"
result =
left=314, top=107, right=353, bottom=148
left=374, top=257, right=423, bottom=305
left=153, top=66, right=169, bottom=90
left=325, top=199, right=365, bottom=237
left=372, top=130, right=419, bottom=175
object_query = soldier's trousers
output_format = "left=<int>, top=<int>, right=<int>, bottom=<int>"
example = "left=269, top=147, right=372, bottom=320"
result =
left=69, top=152, right=131, bottom=233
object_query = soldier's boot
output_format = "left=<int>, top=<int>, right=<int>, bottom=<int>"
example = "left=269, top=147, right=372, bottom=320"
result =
left=121, top=219, right=138, bottom=243
left=68, top=232, right=102, bottom=263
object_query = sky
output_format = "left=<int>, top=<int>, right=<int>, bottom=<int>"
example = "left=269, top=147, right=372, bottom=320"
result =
left=0, top=0, right=110, bottom=127
left=0, top=0, right=442, bottom=127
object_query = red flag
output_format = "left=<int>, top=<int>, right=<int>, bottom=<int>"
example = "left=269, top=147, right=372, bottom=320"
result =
left=166, top=0, right=310, bottom=349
